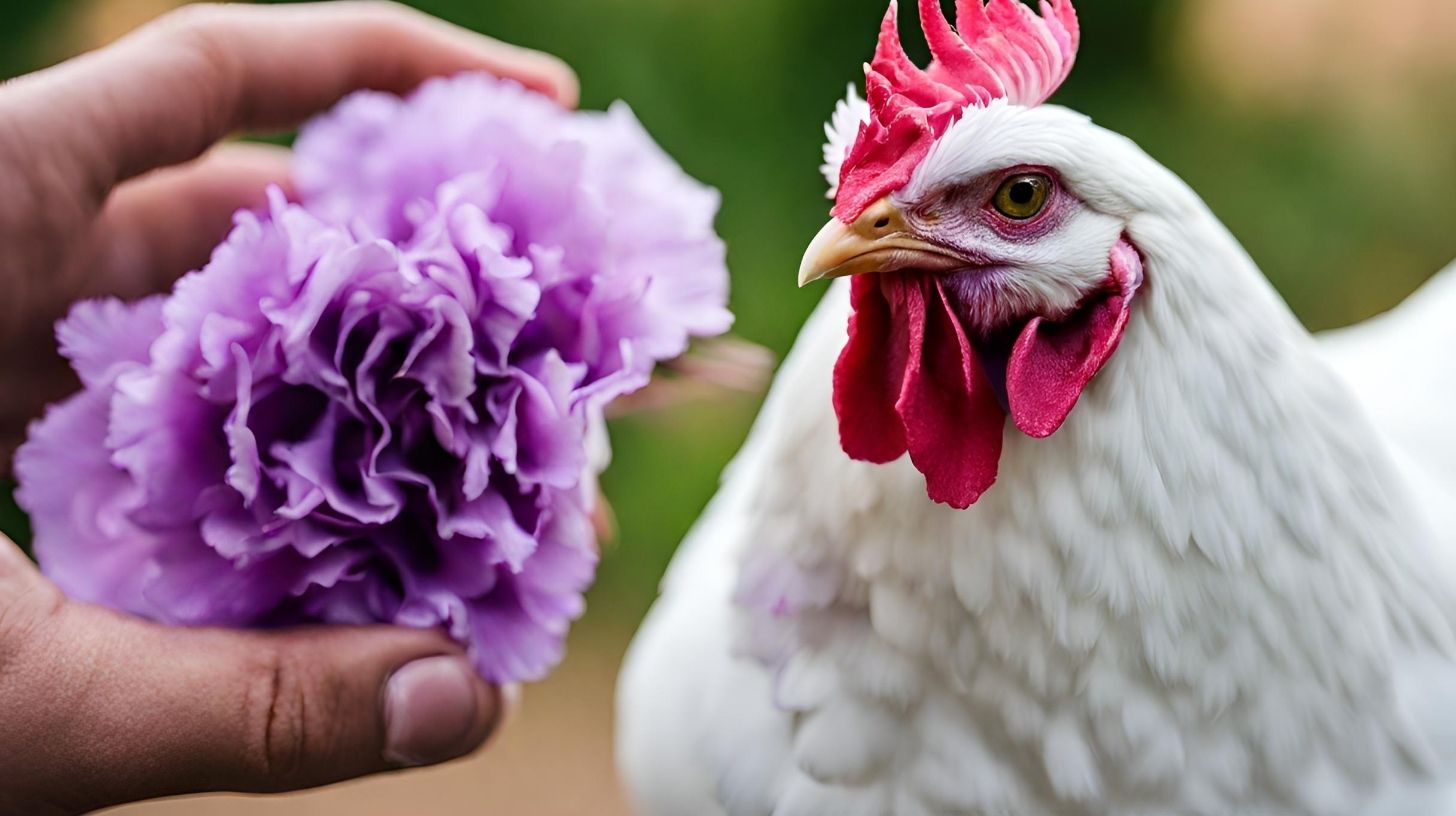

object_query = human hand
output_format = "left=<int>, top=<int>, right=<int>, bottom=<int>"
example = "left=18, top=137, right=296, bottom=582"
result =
left=0, top=4, right=579, bottom=812
left=0, top=0, right=578, bottom=473
left=0, top=533, right=510, bottom=814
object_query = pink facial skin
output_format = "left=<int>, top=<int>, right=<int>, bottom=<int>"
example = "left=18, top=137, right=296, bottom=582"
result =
left=913, top=167, right=1082, bottom=334
left=907, top=165, right=1074, bottom=245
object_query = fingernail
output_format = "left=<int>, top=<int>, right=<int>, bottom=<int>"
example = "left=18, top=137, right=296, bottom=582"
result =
left=383, top=655, right=491, bottom=767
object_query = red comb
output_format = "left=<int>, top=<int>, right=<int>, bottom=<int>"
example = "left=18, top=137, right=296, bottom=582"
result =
left=833, top=0, right=1080, bottom=222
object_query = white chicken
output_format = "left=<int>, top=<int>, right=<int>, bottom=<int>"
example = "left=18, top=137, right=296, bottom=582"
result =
left=617, top=0, right=1456, bottom=813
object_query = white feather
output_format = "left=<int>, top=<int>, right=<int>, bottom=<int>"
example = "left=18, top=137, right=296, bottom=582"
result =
left=820, top=85, right=869, bottom=199
left=1322, top=260, right=1456, bottom=556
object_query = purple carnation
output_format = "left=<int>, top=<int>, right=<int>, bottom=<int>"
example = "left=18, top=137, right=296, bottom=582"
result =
left=15, top=74, right=732, bottom=683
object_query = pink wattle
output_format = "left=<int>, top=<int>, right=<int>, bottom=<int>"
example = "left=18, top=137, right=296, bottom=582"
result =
left=832, top=239, right=1143, bottom=509
left=834, top=274, right=910, bottom=465
left=1007, top=239, right=1143, bottom=438
left=897, top=278, right=1006, bottom=509
left=833, top=274, right=1004, bottom=509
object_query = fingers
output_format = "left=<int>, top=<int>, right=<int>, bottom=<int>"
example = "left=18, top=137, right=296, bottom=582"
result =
left=0, top=1, right=578, bottom=195
left=0, top=571, right=506, bottom=814
left=0, top=142, right=291, bottom=474
left=79, top=142, right=292, bottom=298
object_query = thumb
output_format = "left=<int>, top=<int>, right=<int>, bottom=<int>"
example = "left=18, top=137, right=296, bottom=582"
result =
left=0, top=537, right=504, bottom=814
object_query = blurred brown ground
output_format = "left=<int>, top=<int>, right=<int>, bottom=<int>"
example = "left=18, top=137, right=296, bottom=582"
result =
left=104, top=621, right=634, bottom=816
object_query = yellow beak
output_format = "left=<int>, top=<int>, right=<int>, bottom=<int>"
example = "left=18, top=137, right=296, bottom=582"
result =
left=798, top=197, right=969, bottom=288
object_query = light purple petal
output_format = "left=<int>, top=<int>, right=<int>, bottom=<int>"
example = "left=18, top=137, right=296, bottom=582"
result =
left=15, top=389, right=155, bottom=613
left=56, top=297, right=166, bottom=388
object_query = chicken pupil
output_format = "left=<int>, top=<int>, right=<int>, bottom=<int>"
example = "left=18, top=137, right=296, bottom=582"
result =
left=1010, top=181, right=1036, bottom=204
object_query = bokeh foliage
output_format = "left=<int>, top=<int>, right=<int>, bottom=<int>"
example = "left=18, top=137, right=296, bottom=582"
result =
left=2, top=0, right=1453, bottom=625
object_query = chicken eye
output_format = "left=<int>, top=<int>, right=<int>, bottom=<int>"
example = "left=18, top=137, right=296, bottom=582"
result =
left=992, top=174, right=1052, bottom=220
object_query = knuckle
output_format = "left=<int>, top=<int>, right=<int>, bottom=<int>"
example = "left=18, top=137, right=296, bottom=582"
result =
left=160, top=7, right=236, bottom=74
left=346, top=0, right=431, bottom=45
left=328, top=0, right=417, bottom=34
left=148, top=4, right=244, bottom=128
left=149, top=3, right=234, bottom=40
left=0, top=560, right=64, bottom=671
left=340, top=0, right=413, bottom=20
left=244, top=646, right=312, bottom=783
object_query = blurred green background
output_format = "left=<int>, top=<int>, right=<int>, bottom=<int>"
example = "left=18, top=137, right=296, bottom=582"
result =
left=2, top=0, right=1454, bottom=812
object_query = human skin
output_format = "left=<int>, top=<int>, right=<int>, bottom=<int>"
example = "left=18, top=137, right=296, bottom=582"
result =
left=0, top=4, right=578, bottom=813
